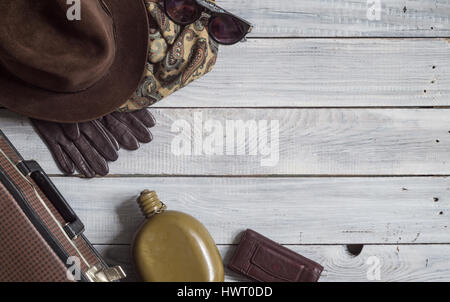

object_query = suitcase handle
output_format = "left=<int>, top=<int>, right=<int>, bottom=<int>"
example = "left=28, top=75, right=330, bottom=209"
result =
left=17, top=160, right=85, bottom=239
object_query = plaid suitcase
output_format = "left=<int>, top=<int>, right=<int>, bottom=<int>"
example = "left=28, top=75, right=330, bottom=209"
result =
left=0, top=130, right=125, bottom=282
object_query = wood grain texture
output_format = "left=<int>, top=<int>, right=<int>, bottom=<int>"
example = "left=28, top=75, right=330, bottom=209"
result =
left=1, top=1, right=450, bottom=281
left=221, top=0, right=450, bottom=37
left=1, top=39, right=449, bottom=108
left=95, top=244, right=450, bottom=282
left=2, top=108, right=449, bottom=176
left=156, top=39, right=450, bottom=107
left=50, top=177, right=450, bottom=245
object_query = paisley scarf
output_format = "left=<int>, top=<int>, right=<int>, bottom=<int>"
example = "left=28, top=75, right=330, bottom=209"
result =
left=119, top=0, right=219, bottom=111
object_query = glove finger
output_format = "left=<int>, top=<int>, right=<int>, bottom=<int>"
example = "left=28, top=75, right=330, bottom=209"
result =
left=60, top=142, right=96, bottom=178
left=132, top=109, right=156, bottom=128
left=31, top=119, right=67, bottom=143
left=100, top=120, right=120, bottom=151
left=103, top=114, right=140, bottom=150
left=31, top=119, right=75, bottom=175
left=60, top=123, right=80, bottom=141
left=47, top=141, right=75, bottom=175
left=79, top=121, right=119, bottom=162
left=73, top=134, right=109, bottom=177
left=112, top=112, right=152, bottom=144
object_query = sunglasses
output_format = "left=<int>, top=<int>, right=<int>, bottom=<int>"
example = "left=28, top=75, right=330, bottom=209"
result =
left=161, top=0, right=253, bottom=45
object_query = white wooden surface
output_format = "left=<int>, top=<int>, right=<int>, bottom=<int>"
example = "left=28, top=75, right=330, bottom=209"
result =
left=1, top=109, right=449, bottom=175
left=96, top=245, right=450, bottom=282
left=220, top=0, right=450, bottom=37
left=160, top=38, right=450, bottom=108
left=49, top=177, right=450, bottom=245
left=1, top=0, right=450, bottom=282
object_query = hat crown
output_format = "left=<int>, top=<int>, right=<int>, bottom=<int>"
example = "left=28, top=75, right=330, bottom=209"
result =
left=0, top=0, right=115, bottom=93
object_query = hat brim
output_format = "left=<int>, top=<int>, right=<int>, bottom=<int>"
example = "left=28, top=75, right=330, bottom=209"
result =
left=0, top=0, right=149, bottom=123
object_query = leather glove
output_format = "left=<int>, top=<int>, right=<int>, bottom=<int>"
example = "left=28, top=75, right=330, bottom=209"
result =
left=100, top=109, right=156, bottom=150
left=31, top=119, right=119, bottom=178
left=32, top=109, right=155, bottom=177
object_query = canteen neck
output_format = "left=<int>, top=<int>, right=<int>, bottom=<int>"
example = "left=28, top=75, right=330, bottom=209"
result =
left=137, top=190, right=167, bottom=218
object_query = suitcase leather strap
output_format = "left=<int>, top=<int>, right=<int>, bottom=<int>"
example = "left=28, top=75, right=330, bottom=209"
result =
left=17, top=160, right=85, bottom=239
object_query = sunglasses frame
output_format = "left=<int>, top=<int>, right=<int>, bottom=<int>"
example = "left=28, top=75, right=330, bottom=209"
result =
left=162, top=0, right=253, bottom=45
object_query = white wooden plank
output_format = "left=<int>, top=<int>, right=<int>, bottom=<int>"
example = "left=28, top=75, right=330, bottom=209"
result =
left=95, top=244, right=450, bottom=282
left=2, top=108, right=449, bottom=175
left=220, top=0, right=450, bottom=37
left=157, top=39, right=450, bottom=107
left=51, top=177, right=450, bottom=245
left=1, top=39, right=449, bottom=108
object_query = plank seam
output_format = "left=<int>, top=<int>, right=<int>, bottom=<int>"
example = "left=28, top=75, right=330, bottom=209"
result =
left=92, top=243, right=450, bottom=246
left=47, top=174, right=450, bottom=178
left=248, top=36, right=450, bottom=39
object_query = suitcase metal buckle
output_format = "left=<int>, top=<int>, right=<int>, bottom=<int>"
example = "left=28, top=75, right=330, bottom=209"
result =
left=86, top=263, right=126, bottom=282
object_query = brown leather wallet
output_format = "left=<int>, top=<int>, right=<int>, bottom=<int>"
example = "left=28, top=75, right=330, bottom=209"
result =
left=228, top=229, right=323, bottom=282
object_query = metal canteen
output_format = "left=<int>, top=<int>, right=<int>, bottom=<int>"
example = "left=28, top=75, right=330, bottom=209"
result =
left=132, top=190, right=224, bottom=282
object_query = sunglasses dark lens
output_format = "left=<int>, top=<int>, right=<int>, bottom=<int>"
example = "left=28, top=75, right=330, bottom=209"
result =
left=165, top=0, right=200, bottom=24
left=209, top=15, right=249, bottom=45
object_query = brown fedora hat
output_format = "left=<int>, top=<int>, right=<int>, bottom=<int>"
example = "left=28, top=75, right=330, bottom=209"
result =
left=0, top=0, right=149, bottom=123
